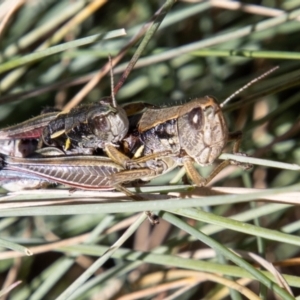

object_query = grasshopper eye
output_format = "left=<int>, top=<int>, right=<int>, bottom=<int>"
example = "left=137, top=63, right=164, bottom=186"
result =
left=93, top=117, right=110, bottom=132
left=188, top=107, right=202, bottom=130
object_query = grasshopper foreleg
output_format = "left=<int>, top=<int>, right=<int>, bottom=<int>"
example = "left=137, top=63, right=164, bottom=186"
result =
left=182, top=131, right=252, bottom=187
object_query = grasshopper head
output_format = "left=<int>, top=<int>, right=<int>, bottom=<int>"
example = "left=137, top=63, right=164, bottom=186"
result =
left=178, top=96, right=228, bottom=166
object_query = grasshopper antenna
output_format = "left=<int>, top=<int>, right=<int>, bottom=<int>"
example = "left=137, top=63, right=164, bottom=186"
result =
left=220, top=66, right=279, bottom=108
left=108, top=54, right=117, bottom=108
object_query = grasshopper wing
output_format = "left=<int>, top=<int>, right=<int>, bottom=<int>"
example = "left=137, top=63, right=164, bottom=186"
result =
left=0, top=155, right=124, bottom=190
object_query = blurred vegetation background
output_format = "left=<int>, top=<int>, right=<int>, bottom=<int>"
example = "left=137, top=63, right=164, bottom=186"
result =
left=1, top=0, right=300, bottom=299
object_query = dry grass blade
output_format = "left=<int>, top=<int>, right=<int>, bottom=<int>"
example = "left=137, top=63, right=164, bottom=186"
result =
left=0, top=0, right=25, bottom=38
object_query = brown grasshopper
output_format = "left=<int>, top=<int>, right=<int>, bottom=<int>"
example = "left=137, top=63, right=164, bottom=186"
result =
left=108, top=67, right=278, bottom=187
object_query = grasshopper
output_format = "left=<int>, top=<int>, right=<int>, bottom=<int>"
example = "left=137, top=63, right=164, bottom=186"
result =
left=0, top=68, right=277, bottom=193
left=109, top=68, right=278, bottom=186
